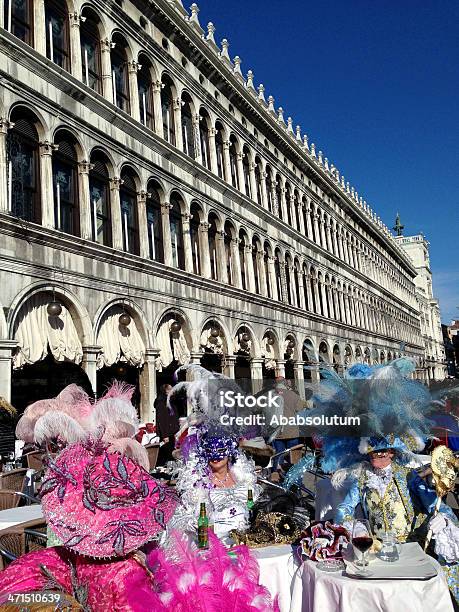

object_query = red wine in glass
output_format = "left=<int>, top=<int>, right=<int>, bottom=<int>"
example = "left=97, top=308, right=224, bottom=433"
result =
left=352, top=536, right=373, bottom=553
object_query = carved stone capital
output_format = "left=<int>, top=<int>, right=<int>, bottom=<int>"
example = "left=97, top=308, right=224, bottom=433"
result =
left=161, top=201, right=173, bottom=212
left=137, top=190, right=151, bottom=203
left=110, top=177, right=124, bottom=190
left=100, top=38, right=115, bottom=52
left=39, top=141, right=58, bottom=156
left=78, top=161, right=94, bottom=175
left=128, top=60, right=142, bottom=73
left=0, top=119, right=14, bottom=134
left=69, top=11, right=85, bottom=27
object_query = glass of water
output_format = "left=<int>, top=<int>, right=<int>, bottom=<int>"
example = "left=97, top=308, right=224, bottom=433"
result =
left=378, top=532, right=401, bottom=562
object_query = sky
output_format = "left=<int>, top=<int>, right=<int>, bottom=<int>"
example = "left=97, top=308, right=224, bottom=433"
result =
left=196, top=0, right=459, bottom=323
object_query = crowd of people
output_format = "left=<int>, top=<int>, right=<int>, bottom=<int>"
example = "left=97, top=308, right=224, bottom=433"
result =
left=0, top=358, right=459, bottom=610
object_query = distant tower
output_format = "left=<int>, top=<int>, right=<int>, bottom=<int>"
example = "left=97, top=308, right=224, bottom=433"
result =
left=393, top=213, right=404, bottom=237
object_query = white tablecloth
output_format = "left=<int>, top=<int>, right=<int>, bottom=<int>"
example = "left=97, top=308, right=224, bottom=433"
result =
left=290, top=542, right=453, bottom=612
left=0, top=505, right=43, bottom=532
left=254, top=544, right=301, bottom=612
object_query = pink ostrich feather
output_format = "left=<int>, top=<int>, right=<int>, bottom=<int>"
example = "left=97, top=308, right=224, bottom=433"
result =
left=146, top=531, right=278, bottom=612
left=34, top=412, right=86, bottom=445
left=107, top=438, right=149, bottom=471
left=90, top=397, right=139, bottom=436
left=101, top=380, right=135, bottom=402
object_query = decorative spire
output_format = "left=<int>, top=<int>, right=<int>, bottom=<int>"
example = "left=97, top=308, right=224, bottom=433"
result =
left=310, top=142, right=316, bottom=157
left=205, top=22, right=219, bottom=52
left=246, top=70, right=256, bottom=93
left=267, top=95, right=276, bottom=114
left=296, top=125, right=302, bottom=142
left=318, top=150, right=323, bottom=165
left=287, top=117, right=294, bottom=135
left=233, top=56, right=244, bottom=81
left=341, top=175, right=345, bottom=188
left=303, top=134, right=309, bottom=152
left=324, top=157, right=329, bottom=171
left=220, top=39, right=232, bottom=65
left=188, top=3, right=203, bottom=33
left=277, top=107, right=286, bottom=125
left=393, top=212, right=404, bottom=236
left=258, top=84, right=266, bottom=104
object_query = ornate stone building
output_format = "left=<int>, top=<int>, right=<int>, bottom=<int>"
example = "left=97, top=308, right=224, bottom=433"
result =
left=0, top=0, right=434, bottom=421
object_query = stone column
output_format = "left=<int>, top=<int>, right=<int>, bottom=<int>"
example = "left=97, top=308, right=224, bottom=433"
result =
left=309, top=363, right=321, bottom=385
left=230, top=237, right=242, bottom=288
left=161, top=202, right=173, bottom=267
left=190, top=351, right=203, bottom=365
left=78, top=161, right=93, bottom=240
left=69, top=11, right=83, bottom=81
left=257, top=249, right=267, bottom=297
left=216, top=230, right=227, bottom=283
left=268, top=256, right=278, bottom=301
left=208, top=127, right=218, bottom=174
left=137, top=190, right=150, bottom=259
left=0, top=119, right=12, bottom=213
left=180, top=212, right=193, bottom=273
left=100, top=38, right=115, bottom=103
left=152, top=80, right=163, bottom=137
left=276, top=359, right=286, bottom=378
left=319, top=215, right=327, bottom=248
left=81, top=346, right=101, bottom=397
left=313, top=279, right=321, bottom=314
left=337, top=229, right=345, bottom=261
left=245, top=244, right=256, bottom=293
left=305, top=274, right=313, bottom=311
left=305, top=203, right=313, bottom=239
left=139, top=349, right=160, bottom=423
left=271, top=185, right=279, bottom=216
left=327, top=285, right=335, bottom=320
left=332, top=289, right=340, bottom=321
left=198, top=221, right=211, bottom=278
left=236, top=152, right=245, bottom=194
left=326, top=221, right=333, bottom=254
left=0, top=341, right=16, bottom=402
left=312, top=213, right=320, bottom=245
left=127, top=61, right=141, bottom=122
left=39, top=141, right=57, bottom=229
left=344, top=293, right=352, bottom=325
left=249, top=162, right=257, bottom=203
left=173, top=98, right=183, bottom=151
left=224, top=355, right=236, bottom=379
left=260, top=171, right=269, bottom=209
left=109, top=177, right=123, bottom=250
left=193, top=114, right=202, bottom=164
left=294, top=361, right=306, bottom=400
left=290, top=264, right=298, bottom=306
left=222, top=141, right=232, bottom=184
left=34, top=0, right=46, bottom=55
left=250, top=358, right=264, bottom=394
left=289, top=195, right=297, bottom=230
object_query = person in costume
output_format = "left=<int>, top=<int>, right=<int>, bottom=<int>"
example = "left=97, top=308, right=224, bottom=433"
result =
left=0, top=437, right=277, bottom=612
left=285, top=357, right=459, bottom=604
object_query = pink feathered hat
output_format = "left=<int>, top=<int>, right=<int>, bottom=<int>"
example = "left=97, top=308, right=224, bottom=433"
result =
left=40, top=438, right=178, bottom=558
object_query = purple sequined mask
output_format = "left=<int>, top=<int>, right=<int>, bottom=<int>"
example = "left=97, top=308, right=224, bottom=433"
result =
left=200, top=435, right=239, bottom=463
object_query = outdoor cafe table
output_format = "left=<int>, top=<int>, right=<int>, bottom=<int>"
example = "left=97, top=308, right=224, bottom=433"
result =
left=253, top=544, right=301, bottom=612
left=0, top=504, right=44, bottom=533
left=290, top=542, right=453, bottom=612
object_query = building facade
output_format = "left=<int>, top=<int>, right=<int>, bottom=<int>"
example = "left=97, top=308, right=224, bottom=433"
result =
left=0, top=0, right=433, bottom=421
left=396, top=232, right=446, bottom=380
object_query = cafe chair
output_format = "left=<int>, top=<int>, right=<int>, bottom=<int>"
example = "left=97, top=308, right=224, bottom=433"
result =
left=0, top=468, right=28, bottom=493
left=0, top=490, right=22, bottom=510
left=0, top=529, right=23, bottom=570
left=145, top=444, right=160, bottom=471
left=24, top=450, right=45, bottom=471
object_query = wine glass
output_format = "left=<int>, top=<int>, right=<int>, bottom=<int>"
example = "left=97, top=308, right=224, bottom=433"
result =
left=352, top=519, right=373, bottom=574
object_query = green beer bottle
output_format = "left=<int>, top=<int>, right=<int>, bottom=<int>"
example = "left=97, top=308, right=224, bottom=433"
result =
left=198, top=502, right=209, bottom=549
left=247, top=489, right=255, bottom=524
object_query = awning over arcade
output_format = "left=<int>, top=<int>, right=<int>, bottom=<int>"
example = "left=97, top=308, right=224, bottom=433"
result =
left=96, top=306, right=145, bottom=369
left=155, top=318, right=190, bottom=371
left=13, top=295, right=83, bottom=369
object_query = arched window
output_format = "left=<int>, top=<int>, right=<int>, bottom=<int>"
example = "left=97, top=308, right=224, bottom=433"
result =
left=215, top=122, right=225, bottom=179
left=111, top=33, right=130, bottom=113
left=138, top=57, right=154, bottom=129
left=303, top=265, right=310, bottom=310
left=294, top=192, right=301, bottom=230
left=53, top=131, right=79, bottom=236
left=119, top=168, right=139, bottom=255
left=181, top=93, right=195, bottom=158
left=208, top=213, right=218, bottom=281
left=252, top=237, right=260, bottom=294
left=80, top=8, right=101, bottom=92
left=310, top=271, right=317, bottom=313
left=146, top=181, right=164, bottom=263
left=4, top=0, right=33, bottom=44
left=224, top=222, right=234, bottom=285
left=265, top=167, right=273, bottom=213
left=161, top=75, right=175, bottom=145
left=275, top=250, right=283, bottom=300
left=190, top=203, right=201, bottom=275
left=264, top=245, right=272, bottom=298
left=239, top=231, right=247, bottom=290
left=45, top=0, right=70, bottom=70
left=242, top=146, right=251, bottom=198
left=89, top=151, right=111, bottom=246
left=199, top=109, right=211, bottom=171
left=285, top=256, right=293, bottom=304
left=7, top=108, right=40, bottom=223
left=255, top=158, right=263, bottom=205
left=294, top=262, right=301, bottom=307
left=229, top=135, right=239, bottom=189
left=275, top=177, right=283, bottom=221
left=285, top=184, right=292, bottom=226
left=169, top=193, right=185, bottom=270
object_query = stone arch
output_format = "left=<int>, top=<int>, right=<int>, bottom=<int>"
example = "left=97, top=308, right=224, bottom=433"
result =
left=8, top=103, right=49, bottom=141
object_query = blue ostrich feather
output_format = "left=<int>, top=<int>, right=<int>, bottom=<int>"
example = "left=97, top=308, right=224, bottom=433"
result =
left=283, top=454, right=315, bottom=490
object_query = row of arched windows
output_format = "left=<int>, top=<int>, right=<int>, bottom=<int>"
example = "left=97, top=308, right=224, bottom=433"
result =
left=3, top=0, right=415, bottom=307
